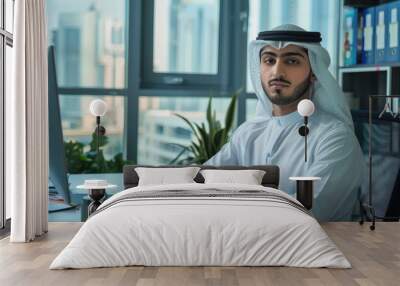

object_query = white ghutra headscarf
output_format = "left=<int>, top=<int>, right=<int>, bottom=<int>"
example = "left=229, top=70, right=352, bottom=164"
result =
left=248, top=24, right=353, bottom=130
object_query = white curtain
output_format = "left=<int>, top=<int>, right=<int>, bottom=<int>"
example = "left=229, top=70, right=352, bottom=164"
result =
left=7, top=0, right=48, bottom=242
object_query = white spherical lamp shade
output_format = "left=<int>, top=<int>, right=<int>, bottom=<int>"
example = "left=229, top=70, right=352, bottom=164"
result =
left=297, top=99, right=315, bottom=117
left=89, top=99, right=107, bottom=117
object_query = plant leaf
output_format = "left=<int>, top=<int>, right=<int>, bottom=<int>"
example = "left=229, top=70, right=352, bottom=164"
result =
left=168, top=142, right=189, bottom=150
left=212, top=129, right=225, bottom=151
left=169, top=147, right=189, bottom=165
left=206, top=96, right=213, bottom=133
left=194, top=122, right=210, bottom=158
left=174, top=113, right=202, bottom=142
left=224, top=93, right=238, bottom=132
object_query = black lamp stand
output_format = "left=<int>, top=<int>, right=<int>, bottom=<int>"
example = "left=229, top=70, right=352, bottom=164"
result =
left=87, top=116, right=107, bottom=216
left=298, top=116, right=310, bottom=162
left=94, top=116, right=106, bottom=161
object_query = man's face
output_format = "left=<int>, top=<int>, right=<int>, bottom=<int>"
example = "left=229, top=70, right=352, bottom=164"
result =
left=260, top=45, right=313, bottom=106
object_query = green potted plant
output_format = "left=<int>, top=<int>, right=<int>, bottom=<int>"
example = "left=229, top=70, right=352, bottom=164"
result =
left=170, top=90, right=240, bottom=165
left=64, top=132, right=131, bottom=174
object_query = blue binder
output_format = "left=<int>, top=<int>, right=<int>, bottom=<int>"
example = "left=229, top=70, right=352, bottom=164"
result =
left=342, top=7, right=358, bottom=66
left=362, top=7, right=375, bottom=64
left=375, top=4, right=387, bottom=64
left=357, top=10, right=364, bottom=64
left=386, top=1, right=400, bottom=63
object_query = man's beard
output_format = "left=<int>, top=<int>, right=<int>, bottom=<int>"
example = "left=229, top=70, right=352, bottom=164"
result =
left=262, top=74, right=312, bottom=106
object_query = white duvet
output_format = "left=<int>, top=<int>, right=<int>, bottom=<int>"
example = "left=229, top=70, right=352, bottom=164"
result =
left=50, top=183, right=351, bottom=269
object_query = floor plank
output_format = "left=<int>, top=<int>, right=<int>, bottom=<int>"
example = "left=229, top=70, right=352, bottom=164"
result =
left=0, top=222, right=399, bottom=286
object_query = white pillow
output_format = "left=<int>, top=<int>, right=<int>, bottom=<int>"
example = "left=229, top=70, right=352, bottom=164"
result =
left=200, top=169, right=266, bottom=185
left=135, top=167, right=201, bottom=186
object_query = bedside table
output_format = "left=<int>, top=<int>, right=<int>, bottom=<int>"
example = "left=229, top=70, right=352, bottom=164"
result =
left=289, top=177, right=321, bottom=210
left=87, top=188, right=107, bottom=215
left=77, top=180, right=117, bottom=217
left=81, top=194, right=110, bottom=221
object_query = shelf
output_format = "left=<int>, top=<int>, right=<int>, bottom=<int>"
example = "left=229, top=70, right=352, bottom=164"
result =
left=351, top=109, right=400, bottom=123
left=340, top=62, right=400, bottom=71
left=340, top=66, right=391, bottom=73
left=342, top=0, right=400, bottom=225
left=344, top=0, right=387, bottom=8
left=376, top=114, right=400, bottom=123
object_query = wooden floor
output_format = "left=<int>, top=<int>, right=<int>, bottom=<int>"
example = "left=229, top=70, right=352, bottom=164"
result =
left=0, top=222, right=399, bottom=286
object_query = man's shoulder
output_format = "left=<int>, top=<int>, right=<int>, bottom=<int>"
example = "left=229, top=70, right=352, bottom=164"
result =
left=311, top=113, right=361, bottom=154
left=311, top=112, right=351, bottom=134
left=310, top=113, right=361, bottom=152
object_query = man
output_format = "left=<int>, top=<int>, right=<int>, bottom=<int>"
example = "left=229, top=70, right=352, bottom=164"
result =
left=205, top=24, right=365, bottom=221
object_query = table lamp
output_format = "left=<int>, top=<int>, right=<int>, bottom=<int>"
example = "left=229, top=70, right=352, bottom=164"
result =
left=89, top=99, right=107, bottom=158
left=297, top=99, right=315, bottom=162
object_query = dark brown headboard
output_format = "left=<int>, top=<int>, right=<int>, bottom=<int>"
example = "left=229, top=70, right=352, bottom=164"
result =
left=123, top=165, right=280, bottom=189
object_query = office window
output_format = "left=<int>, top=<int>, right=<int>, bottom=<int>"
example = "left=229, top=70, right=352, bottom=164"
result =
left=59, top=95, right=125, bottom=161
left=153, top=0, right=220, bottom=74
left=46, top=0, right=126, bottom=88
left=246, top=0, right=340, bottom=92
left=138, top=96, right=231, bottom=164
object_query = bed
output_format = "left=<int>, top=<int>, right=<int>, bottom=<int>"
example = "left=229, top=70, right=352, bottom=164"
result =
left=50, top=165, right=350, bottom=269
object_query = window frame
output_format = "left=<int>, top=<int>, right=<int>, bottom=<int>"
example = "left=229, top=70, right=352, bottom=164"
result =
left=1, top=0, right=14, bottom=231
left=139, top=0, right=231, bottom=90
